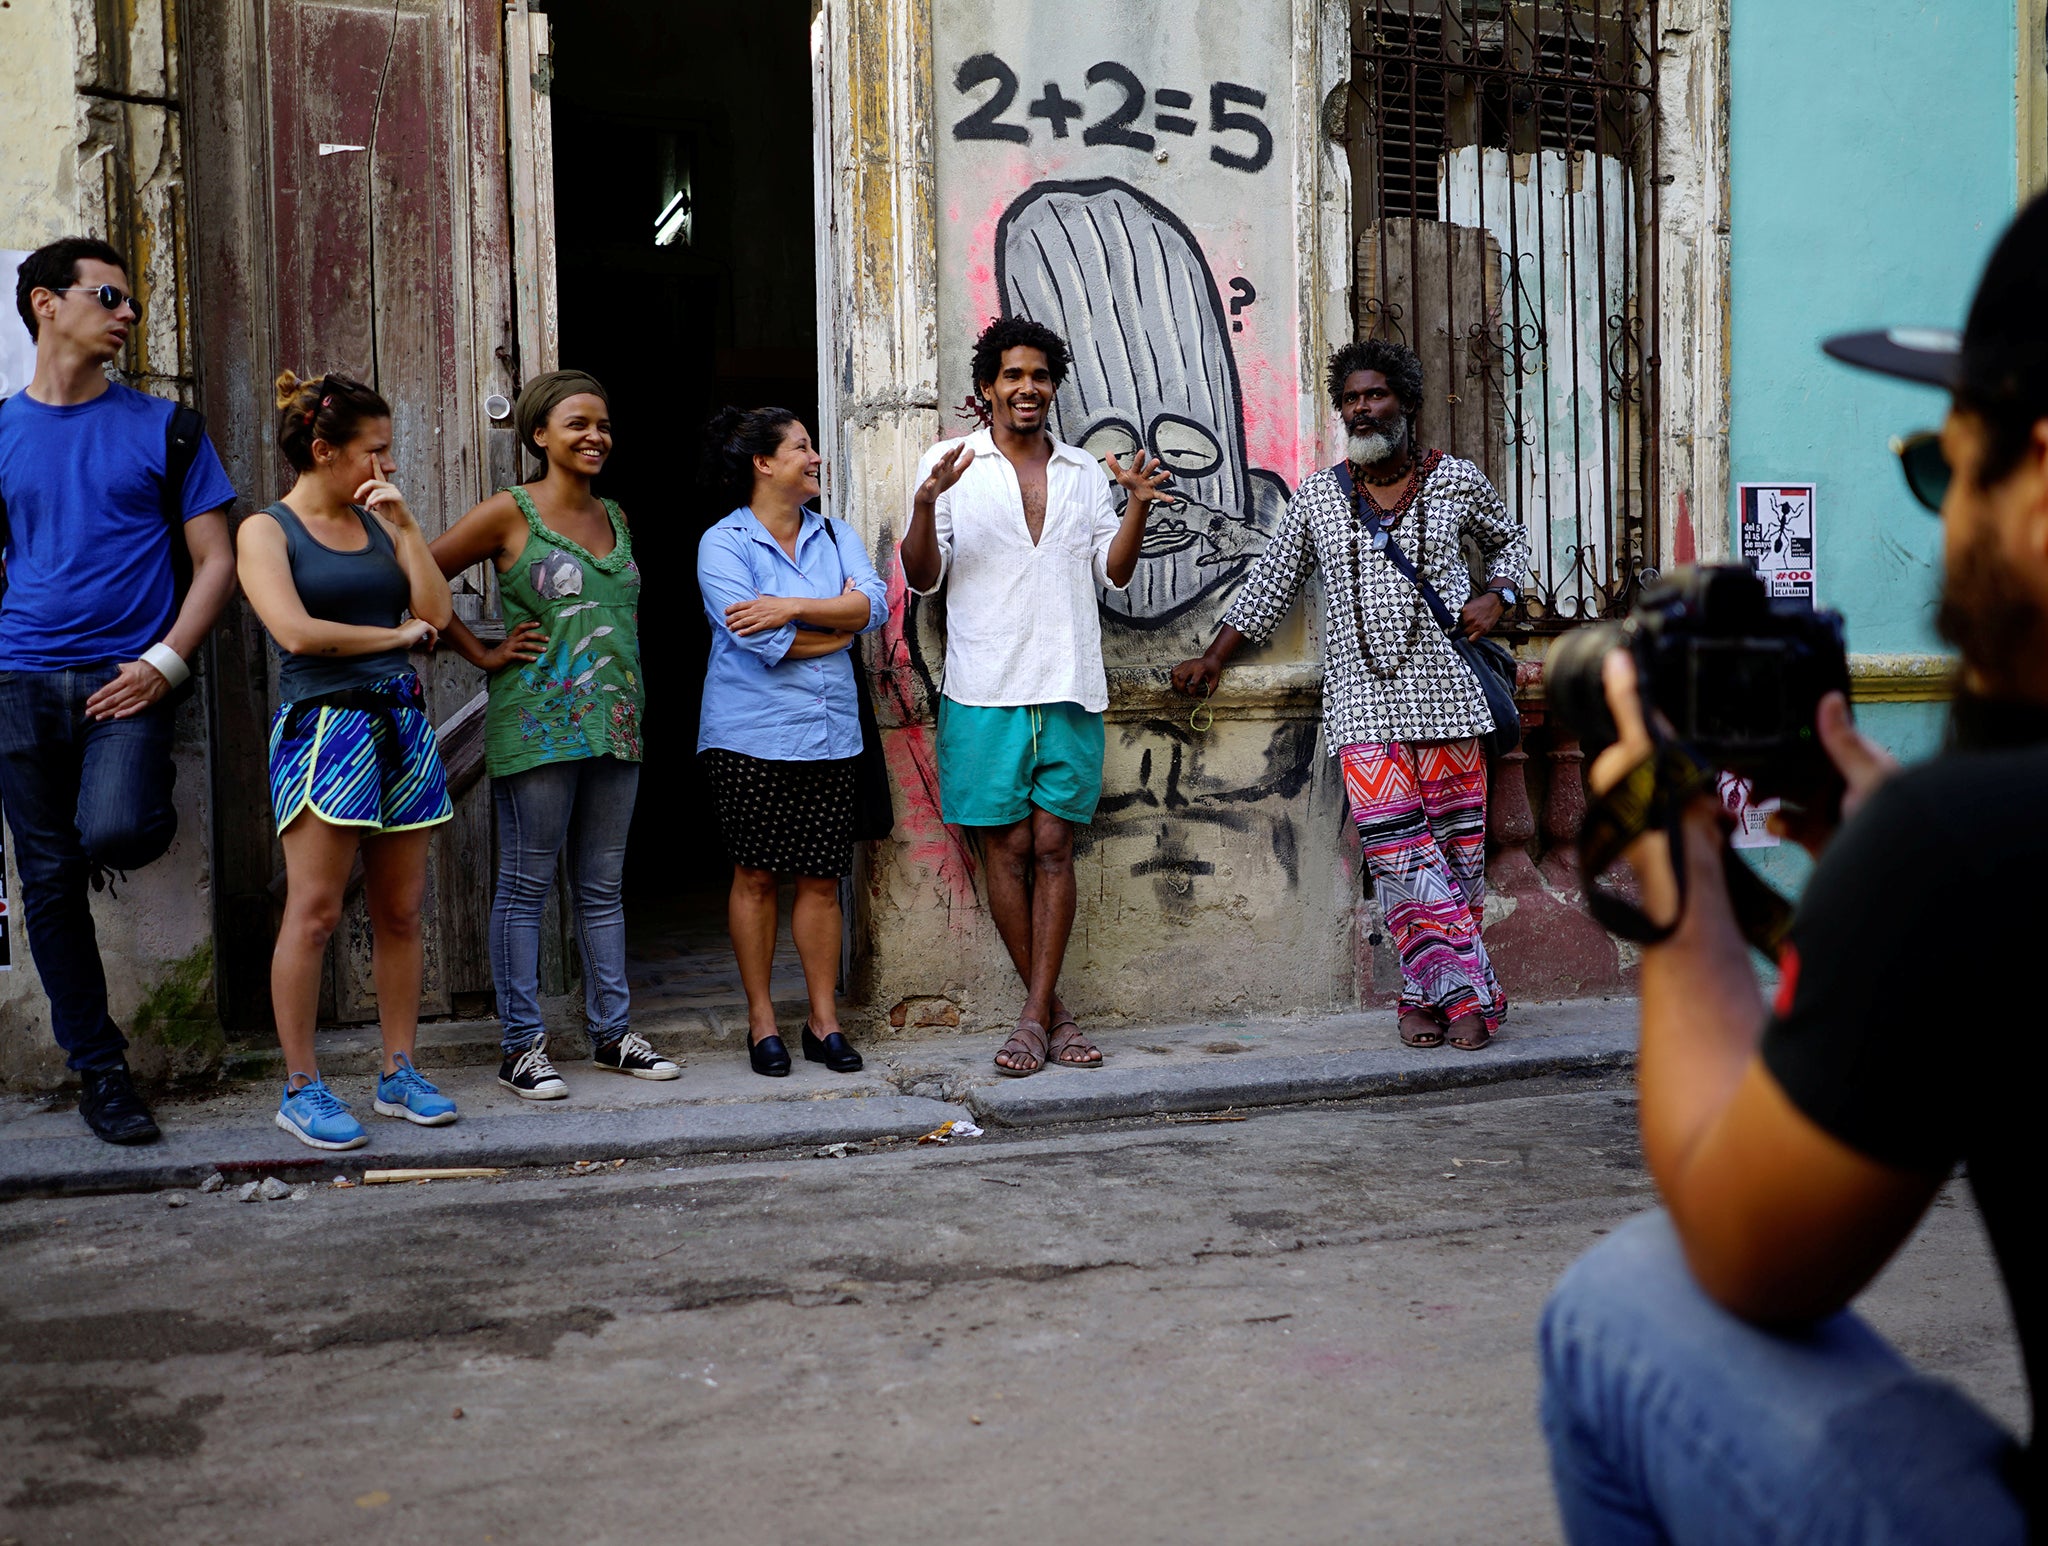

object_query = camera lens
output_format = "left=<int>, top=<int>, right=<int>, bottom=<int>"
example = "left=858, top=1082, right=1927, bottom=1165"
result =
left=1544, top=622, right=1629, bottom=755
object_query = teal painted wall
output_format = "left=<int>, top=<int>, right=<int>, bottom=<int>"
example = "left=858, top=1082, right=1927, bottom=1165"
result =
left=1729, top=0, right=2016, bottom=673
left=1727, top=1, right=2014, bottom=894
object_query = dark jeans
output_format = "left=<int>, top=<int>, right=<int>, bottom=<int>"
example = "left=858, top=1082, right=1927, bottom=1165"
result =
left=0, top=667, right=178, bottom=1072
left=1539, top=1211, right=2027, bottom=1545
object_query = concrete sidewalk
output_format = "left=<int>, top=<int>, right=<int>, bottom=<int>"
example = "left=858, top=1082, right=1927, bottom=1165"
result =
left=0, top=997, right=1638, bottom=1197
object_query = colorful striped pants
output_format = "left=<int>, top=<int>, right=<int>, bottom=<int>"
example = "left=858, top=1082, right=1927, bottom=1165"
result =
left=1340, top=738, right=1506, bottom=1030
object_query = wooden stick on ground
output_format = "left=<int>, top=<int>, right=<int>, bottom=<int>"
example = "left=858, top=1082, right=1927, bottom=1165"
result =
left=362, top=1167, right=505, bottom=1185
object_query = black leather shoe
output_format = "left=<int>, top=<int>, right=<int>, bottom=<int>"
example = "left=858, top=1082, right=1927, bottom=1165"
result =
left=801, top=1024, right=863, bottom=1073
left=78, top=1065, right=161, bottom=1145
left=746, top=1032, right=791, bottom=1077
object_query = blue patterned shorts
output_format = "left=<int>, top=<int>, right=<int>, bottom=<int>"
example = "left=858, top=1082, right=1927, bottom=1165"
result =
left=268, top=673, right=453, bottom=834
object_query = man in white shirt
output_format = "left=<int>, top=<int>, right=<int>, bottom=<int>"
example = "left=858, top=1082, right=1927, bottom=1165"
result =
left=902, top=317, right=1170, bottom=1076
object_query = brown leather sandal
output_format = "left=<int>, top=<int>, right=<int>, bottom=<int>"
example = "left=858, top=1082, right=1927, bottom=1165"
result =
left=995, top=1019, right=1049, bottom=1077
left=1047, top=1013, right=1103, bottom=1069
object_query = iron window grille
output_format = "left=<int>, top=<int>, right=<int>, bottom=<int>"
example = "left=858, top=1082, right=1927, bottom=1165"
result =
left=1353, top=0, right=1661, bottom=626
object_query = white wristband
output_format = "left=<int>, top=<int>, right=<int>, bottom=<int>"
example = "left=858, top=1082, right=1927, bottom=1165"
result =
left=142, top=642, right=190, bottom=689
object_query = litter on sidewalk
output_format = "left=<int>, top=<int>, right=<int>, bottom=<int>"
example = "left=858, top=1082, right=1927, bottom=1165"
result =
left=917, top=1118, right=984, bottom=1145
left=363, top=1167, right=506, bottom=1185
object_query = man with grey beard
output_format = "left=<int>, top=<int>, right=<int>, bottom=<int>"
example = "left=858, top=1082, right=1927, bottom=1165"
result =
left=1173, top=339, right=1530, bottom=1050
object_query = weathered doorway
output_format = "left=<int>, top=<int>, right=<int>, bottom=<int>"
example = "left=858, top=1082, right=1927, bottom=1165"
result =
left=188, top=0, right=521, bottom=1035
left=545, top=0, right=820, bottom=1018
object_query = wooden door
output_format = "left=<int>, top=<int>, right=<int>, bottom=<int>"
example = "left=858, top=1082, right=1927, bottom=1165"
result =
left=191, top=0, right=522, bottom=1027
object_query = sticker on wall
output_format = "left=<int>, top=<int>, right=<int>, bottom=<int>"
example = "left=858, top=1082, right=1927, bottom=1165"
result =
left=1718, top=772, right=1779, bottom=851
left=1737, top=483, right=1816, bottom=609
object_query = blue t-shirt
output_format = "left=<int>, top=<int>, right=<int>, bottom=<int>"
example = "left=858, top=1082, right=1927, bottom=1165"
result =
left=0, top=382, right=238, bottom=670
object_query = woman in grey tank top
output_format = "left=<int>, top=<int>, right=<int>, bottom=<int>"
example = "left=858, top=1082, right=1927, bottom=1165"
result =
left=236, top=371, right=459, bottom=1152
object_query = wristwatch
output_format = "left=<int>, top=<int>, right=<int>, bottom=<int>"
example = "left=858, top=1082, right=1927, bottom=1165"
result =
left=1488, top=582, right=1520, bottom=608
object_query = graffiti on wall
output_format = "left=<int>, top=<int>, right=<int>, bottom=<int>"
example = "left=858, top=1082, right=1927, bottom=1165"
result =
left=994, top=178, right=1290, bottom=626
left=949, top=54, right=1275, bottom=174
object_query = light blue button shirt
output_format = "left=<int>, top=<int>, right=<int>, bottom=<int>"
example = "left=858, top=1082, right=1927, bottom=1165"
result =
left=695, top=505, right=890, bottom=761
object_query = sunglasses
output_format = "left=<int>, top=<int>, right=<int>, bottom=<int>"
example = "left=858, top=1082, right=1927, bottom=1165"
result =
left=53, top=284, right=141, bottom=318
left=1889, top=430, right=1949, bottom=515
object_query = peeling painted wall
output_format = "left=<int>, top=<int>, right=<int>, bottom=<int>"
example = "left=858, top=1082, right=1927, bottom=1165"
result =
left=0, top=3, right=81, bottom=244
left=850, top=0, right=1364, bottom=1036
left=0, top=0, right=215, bottom=1089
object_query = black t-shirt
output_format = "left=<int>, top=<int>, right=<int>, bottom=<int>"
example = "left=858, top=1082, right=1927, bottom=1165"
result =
left=1762, top=698, right=2047, bottom=1515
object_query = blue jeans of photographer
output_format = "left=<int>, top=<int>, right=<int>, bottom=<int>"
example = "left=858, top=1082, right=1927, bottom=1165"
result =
left=1539, top=1210, right=2028, bottom=1545
left=490, top=755, right=640, bottom=1057
left=0, top=667, right=177, bottom=1072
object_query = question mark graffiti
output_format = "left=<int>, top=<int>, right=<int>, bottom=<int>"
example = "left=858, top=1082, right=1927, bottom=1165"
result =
left=1228, top=277, right=1256, bottom=333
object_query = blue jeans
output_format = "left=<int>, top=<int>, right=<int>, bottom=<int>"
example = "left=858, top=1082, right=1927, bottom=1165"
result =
left=1539, top=1211, right=2028, bottom=1546
left=0, top=667, right=177, bottom=1072
left=490, top=756, right=639, bottom=1056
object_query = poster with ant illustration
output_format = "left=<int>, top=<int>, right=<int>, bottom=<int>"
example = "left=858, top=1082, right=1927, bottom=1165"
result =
left=1737, top=483, right=1816, bottom=609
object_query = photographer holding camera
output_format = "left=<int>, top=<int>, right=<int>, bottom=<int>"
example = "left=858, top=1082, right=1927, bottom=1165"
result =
left=1535, top=200, right=2047, bottom=1542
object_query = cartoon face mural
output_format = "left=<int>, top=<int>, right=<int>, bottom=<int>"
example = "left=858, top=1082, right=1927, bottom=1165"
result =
left=995, top=178, right=1289, bottom=627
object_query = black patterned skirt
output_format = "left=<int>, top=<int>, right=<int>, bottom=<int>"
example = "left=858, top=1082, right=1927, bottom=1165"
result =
left=701, top=748, right=859, bottom=878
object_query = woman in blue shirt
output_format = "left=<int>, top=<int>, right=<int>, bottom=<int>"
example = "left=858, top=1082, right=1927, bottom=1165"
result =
left=697, top=407, right=890, bottom=1077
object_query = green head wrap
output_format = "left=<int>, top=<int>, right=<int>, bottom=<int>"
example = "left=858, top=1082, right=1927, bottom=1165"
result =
left=515, top=369, right=610, bottom=463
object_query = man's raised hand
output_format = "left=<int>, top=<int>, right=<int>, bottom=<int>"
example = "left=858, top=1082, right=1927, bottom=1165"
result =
left=916, top=441, right=976, bottom=506
left=1106, top=449, right=1175, bottom=508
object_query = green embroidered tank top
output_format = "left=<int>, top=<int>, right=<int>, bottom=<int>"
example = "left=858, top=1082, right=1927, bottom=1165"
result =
left=484, top=486, right=645, bottom=779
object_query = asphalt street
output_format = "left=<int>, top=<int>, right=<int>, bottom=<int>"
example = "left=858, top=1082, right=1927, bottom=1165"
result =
left=0, top=1075, right=2024, bottom=1546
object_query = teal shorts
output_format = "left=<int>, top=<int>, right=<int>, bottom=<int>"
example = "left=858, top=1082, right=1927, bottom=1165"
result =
left=936, top=698, right=1105, bottom=827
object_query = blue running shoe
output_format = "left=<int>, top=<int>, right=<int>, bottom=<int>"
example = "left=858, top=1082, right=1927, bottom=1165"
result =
left=373, top=1053, right=458, bottom=1127
left=276, top=1076, right=368, bottom=1151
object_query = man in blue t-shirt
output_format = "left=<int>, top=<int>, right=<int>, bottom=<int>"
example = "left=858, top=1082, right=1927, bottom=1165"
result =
left=0, top=238, right=238, bottom=1144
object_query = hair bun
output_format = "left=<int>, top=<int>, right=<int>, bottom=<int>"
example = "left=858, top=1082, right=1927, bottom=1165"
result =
left=273, top=369, right=306, bottom=411
left=704, top=405, right=745, bottom=445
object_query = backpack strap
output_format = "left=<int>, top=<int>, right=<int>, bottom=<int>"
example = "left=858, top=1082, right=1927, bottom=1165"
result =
left=0, top=393, right=12, bottom=559
left=163, top=404, right=205, bottom=603
left=1330, top=459, right=1459, bottom=637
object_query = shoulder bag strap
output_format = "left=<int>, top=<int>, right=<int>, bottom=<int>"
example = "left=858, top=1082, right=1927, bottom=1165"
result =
left=1331, top=460, right=1459, bottom=637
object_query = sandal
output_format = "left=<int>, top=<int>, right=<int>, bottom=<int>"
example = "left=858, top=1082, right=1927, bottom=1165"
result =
left=1399, top=1010, right=1444, bottom=1049
left=1445, top=1013, right=1493, bottom=1052
left=995, top=1019, right=1049, bottom=1077
left=1047, top=1012, right=1103, bottom=1069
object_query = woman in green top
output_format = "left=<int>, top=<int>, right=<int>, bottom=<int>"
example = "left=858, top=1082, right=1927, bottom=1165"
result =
left=431, top=370, right=677, bottom=1100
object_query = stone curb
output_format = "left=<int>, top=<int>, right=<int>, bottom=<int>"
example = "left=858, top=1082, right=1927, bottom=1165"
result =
left=966, top=1027, right=1635, bottom=1126
left=0, top=1095, right=971, bottom=1201
left=1, top=1022, right=1639, bottom=1199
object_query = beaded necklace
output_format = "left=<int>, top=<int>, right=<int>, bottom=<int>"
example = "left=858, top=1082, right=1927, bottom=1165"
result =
left=1345, top=448, right=1443, bottom=681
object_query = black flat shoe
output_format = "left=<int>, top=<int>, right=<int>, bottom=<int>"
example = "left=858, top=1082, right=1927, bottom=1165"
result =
left=746, top=1031, right=791, bottom=1077
left=801, top=1024, right=863, bottom=1073
left=78, top=1064, right=161, bottom=1145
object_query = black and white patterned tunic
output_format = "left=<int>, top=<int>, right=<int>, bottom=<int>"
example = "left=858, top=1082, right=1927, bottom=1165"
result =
left=1220, top=454, right=1531, bottom=749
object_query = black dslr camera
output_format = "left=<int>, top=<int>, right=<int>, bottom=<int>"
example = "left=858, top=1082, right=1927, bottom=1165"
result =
left=1546, top=565, right=1850, bottom=802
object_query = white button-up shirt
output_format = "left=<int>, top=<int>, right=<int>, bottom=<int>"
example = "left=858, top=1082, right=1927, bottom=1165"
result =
left=907, top=427, right=1127, bottom=713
